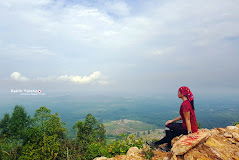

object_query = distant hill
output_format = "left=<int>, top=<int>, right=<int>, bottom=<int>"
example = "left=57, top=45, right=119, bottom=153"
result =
left=131, top=128, right=165, bottom=141
left=104, top=119, right=158, bottom=136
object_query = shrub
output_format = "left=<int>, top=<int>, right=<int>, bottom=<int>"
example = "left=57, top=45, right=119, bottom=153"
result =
left=233, top=122, right=239, bottom=125
left=106, top=134, right=144, bottom=157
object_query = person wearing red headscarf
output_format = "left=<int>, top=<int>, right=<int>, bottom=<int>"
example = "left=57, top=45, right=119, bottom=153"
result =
left=147, top=86, right=198, bottom=152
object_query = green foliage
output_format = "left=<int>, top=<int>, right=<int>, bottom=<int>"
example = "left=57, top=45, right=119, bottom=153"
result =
left=66, top=115, right=144, bottom=160
left=0, top=138, right=22, bottom=160
left=0, top=106, right=32, bottom=160
left=233, top=121, right=239, bottom=125
left=19, top=134, right=60, bottom=160
left=0, top=105, right=31, bottom=140
left=74, top=114, right=106, bottom=150
left=142, top=148, right=154, bottom=160
left=80, top=134, right=144, bottom=159
left=19, top=106, right=66, bottom=160
left=84, top=142, right=111, bottom=160
left=72, top=114, right=106, bottom=159
left=9, top=105, right=31, bottom=139
left=34, top=107, right=66, bottom=138
left=0, top=114, right=11, bottom=137
left=0, top=105, right=158, bottom=160
left=106, top=134, right=143, bottom=157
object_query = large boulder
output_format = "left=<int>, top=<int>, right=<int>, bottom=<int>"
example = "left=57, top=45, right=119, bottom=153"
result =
left=176, top=126, right=239, bottom=160
left=93, top=157, right=109, bottom=160
left=171, top=129, right=210, bottom=155
left=93, top=147, right=144, bottom=160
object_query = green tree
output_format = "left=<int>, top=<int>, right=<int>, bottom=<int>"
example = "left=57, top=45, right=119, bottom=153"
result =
left=19, top=106, right=66, bottom=160
left=0, top=113, right=11, bottom=137
left=0, top=105, right=31, bottom=160
left=106, top=134, right=143, bottom=157
left=8, top=105, right=31, bottom=139
left=34, top=106, right=51, bottom=127
left=33, top=107, right=65, bottom=139
left=73, top=114, right=106, bottom=159
left=74, top=114, right=106, bottom=146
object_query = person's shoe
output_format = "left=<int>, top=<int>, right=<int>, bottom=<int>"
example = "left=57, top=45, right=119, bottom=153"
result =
left=158, top=145, right=171, bottom=152
left=146, top=141, right=158, bottom=149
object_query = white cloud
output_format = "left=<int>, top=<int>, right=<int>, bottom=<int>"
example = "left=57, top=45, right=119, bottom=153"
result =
left=10, top=72, right=29, bottom=81
left=57, top=71, right=102, bottom=84
left=10, top=71, right=107, bottom=85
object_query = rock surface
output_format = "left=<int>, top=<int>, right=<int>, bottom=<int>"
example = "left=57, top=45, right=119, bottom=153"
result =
left=171, top=129, right=210, bottom=155
left=94, top=125, right=239, bottom=160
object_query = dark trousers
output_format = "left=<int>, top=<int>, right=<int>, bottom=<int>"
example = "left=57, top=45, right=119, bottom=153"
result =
left=154, top=122, right=187, bottom=148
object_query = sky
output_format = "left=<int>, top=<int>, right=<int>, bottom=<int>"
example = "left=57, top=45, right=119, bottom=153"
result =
left=0, top=0, right=239, bottom=100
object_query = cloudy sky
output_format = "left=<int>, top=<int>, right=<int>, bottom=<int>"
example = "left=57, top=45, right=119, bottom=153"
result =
left=0, top=0, right=239, bottom=99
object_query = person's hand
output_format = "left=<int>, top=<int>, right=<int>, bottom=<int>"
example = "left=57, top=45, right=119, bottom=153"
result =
left=187, top=131, right=199, bottom=139
left=165, top=120, right=173, bottom=126
left=187, top=133, right=199, bottom=139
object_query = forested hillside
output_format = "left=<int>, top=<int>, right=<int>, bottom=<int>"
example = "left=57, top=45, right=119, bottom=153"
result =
left=0, top=105, right=144, bottom=160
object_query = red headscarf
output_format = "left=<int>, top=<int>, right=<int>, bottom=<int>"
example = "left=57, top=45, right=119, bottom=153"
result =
left=178, top=86, right=194, bottom=102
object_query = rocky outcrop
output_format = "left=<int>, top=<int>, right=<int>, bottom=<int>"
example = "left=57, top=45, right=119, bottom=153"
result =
left=181, top=125, right=239, bottom=160
left=94, top=124, right=239, bottom=160
left=93, top=147, right=145, bottom=160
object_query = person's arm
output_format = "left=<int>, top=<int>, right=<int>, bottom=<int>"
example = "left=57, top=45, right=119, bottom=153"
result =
left=172, top=116, right=182, bottom=122
left=165, top=116, right=182, bottom=125
left=183, top=111, right=192, bottom=134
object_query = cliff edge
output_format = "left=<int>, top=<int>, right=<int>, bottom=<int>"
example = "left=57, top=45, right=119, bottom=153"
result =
left=94, top=124, right=239, bottom=160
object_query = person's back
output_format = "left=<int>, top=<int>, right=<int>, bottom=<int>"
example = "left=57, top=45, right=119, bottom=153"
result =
left=180, top=99, right=198, bottom=133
